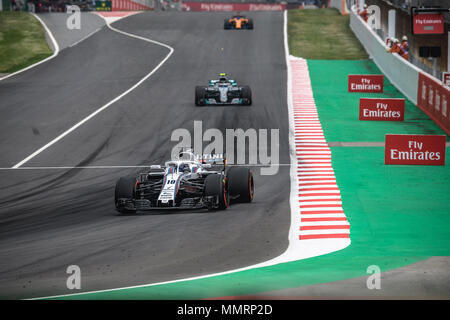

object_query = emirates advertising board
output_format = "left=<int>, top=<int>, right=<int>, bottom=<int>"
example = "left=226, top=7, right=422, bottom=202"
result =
left=359, top=98, right=405, bottom=121
left=413, top=13, right=444, bottom=35
left=182, top=2, right=286, bottom=11
left=348, top=75, right=384, bottom=93
left=385, top=134, right=446, bottom=165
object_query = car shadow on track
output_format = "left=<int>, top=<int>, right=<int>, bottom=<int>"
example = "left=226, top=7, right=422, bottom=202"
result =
left=115, top=203, right=253, bottom=216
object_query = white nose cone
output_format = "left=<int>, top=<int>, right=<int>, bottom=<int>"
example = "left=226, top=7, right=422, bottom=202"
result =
left=219, top=86, right=228, bottom=103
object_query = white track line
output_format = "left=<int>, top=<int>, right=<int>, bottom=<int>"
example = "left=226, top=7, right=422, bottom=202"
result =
left=0, top=13, right=60, bottom=82
left=68, top=27, right=102, bottom=48
left=0, top=164, right=293, bottom=171
left=11, top=14, right=174, bottom=169
left=0, top=166, right=150, bottom=170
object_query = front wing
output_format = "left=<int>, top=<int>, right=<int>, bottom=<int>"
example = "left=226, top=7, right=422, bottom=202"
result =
left=116, top=195, right=221, bottom=211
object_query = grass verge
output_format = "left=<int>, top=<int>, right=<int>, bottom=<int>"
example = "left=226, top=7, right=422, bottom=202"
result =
left=0, top=12, right=53, bottom=74
left=288, top=8, right=368, bottom=60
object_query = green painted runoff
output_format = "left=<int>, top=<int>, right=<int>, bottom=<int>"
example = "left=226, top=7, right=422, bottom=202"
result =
left=307, top=60, right=448, bottom=142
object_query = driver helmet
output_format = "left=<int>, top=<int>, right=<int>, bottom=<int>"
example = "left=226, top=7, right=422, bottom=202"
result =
left=219, top=72, right=228, bottom=82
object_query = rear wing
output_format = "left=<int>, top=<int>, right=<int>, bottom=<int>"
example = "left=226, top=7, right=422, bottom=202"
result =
left=199, top=153, right=226, bottom=165
left=176, top=148, right=227, bottom=170
left=209, top=79, right=237, bottom=86
left=200, top=154, right=227, bottom=172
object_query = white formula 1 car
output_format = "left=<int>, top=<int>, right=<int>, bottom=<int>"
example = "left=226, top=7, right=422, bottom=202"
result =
left=115, top=150, right=254, bottom=213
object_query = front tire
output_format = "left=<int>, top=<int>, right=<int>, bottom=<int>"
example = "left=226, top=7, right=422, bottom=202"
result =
left=204, top=174, right=228, bottom=210
left=195, top=86, right=206, bottom=106
left=247, top=19, right=254, bottom=29
left=227, top=167, right=254, bottom=203
left=241, top=86, right=252, bottom=106
left=115, top=176, right=137, bottom=214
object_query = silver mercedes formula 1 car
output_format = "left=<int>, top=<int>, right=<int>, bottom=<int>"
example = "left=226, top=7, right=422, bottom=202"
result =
left=114, top=150, right=254, bottom=213
left=195, top=73, right=252, bottom=106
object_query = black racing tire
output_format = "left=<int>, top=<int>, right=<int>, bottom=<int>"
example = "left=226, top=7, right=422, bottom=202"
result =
left=227, top=167, right=254, bottom=203
left=224, top=19, right=230, bottom=29
left=241, top=86, right=252, bottom=106
left=114, top=176, right=137, bottom=214
left=247, top=19, right=254, bottom=29
left=195, top=86, right=206, bottom=106
left=204, top=174, right=228, bottom=210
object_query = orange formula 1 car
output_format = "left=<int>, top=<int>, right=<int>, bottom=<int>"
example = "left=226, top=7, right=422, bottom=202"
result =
left=224, top=14, right=254, bottom=30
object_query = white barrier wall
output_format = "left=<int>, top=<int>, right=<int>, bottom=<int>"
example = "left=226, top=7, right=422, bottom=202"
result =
left=349, top=5, right=420, bottom=104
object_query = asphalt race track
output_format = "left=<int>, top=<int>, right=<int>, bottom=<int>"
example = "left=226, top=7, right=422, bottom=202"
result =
left=0, top=11, right=291, bottom=299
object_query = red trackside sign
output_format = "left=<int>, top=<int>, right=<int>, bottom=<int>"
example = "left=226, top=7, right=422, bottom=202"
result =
left=348, top=75, right=384, bottom=93
left=413, top=14, right=444, bottom=35
left=359, top=98, right=405, bottom=121
left=385, top=134, right=446, bottom=165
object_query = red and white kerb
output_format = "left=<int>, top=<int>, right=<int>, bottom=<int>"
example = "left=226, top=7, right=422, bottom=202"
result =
left=290, top=59, right=350, bottom=241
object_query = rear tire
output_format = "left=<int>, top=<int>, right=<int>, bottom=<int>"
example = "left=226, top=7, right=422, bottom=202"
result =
left=227, top=167, right=254, bottom=203
left=241, top=86, right=252, bottom=106
left=195, top=86, right=206, bottom=106
left=247, top=19, right=254, bottom=29
left=224, top=19, right=230, bottom=29
left=204, top=174, right=228, bottom=210
left=115, top=176, right=137, bottom=214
